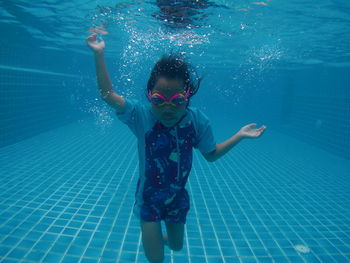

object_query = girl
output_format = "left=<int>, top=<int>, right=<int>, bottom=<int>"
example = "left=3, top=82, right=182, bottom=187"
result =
left=86, top=33, right=266, bottom=263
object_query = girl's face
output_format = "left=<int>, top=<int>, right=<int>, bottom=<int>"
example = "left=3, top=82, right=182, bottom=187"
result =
left=150, top=77, right=188, bottom=127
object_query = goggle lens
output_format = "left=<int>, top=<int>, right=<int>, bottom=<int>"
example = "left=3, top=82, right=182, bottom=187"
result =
left=149, top=90, right=189, bottom=107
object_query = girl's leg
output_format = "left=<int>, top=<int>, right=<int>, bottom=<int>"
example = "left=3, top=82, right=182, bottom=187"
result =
left=140, top=220, right=164, bottom=263
left=164, top=222, right=185, bottom=251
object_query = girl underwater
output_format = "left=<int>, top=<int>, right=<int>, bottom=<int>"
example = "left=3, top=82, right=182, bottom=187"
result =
left=86, top=33, right=266, bottom=263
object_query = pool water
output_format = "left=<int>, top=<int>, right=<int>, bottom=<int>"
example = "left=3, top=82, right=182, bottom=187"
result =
left=1, top=1, right=350, bottom=262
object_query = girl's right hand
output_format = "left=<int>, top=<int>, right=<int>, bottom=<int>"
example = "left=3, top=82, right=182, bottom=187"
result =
left=86, top=33, right=105, bottom=53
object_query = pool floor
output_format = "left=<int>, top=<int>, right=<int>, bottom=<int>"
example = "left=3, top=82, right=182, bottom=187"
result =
left=0, top=120, right=349, bottom=263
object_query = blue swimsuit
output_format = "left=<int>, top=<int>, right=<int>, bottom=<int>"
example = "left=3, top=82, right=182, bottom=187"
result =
left=117, top=99, right=216, bottom=224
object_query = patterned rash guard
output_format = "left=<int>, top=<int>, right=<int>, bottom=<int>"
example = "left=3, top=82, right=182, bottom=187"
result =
left=117, top=99, right=216, bottom=223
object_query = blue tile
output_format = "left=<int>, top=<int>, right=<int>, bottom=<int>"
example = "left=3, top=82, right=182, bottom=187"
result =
left=287, top=255, right=307, bottom=262
left=221, top=247, right=237, bottom=257
left=62, top=227, right=78, bottom=235
left=240, top=257, right=258, bottom=263
left=237, top=247, right=254, bottom=257
left=89, top=238, right=106, bottom=248
left=316, top=255, right=337, bottom=263
left=24, top=250, right=46, bottom=261
left=1, top=119, right=350, bottom=263
left=190, top=255, right=207, bottom=262
left=56, top=235, right=73, bottom=244
left=255, top=257, right=274, bottom=263
left=42, top=252, right=63, bottom=263
left=7, top=248, right=27, bottom=259
left=0, top=246, right=11, bottom=256
left=80, top=258, right=100, bottom=263
left=84, top=247, right=102, bottom=258
left=234, top=239, right=249, bottom=248
left=206, top=247, right=221, bottom=256
left=119, top=252, right=137, bottom=262
left=266, top=247, right=284, bottom=256
left=190, top=246, right=205, bottom=255
left=101, top=249, right=118, bottom=260
left=252, top=248, right=269, bottom=257
left=332, top=254, right=349, bottom=262
left=73, top=236, right=90, bottom=247
left=17, top=239, right=35, bottom=249
left=61, top=255, right=80, bottom=263
left=337, top=245, right=350, bottom=253
left=68, top=221, right=82, bottom=228
left=49, top=225, right=63, bottom=233
left=34, top=240, right=54, bottom=251
left=1, top=259, right=19, bottom=263
left=42, top=233, right=59, bottom=241
left=50, top=243, right=69, bottom=253
left=67, top=245, right=85, bottom=256
left=277, top=256, right=295, bottom=263
left=2, top=237, right=20, bottom=246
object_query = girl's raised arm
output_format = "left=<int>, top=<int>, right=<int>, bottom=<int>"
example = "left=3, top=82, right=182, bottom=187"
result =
left=86, top=33, right=125, bottom=113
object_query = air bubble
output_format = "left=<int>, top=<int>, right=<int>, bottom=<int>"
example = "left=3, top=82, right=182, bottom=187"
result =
left=294, top=244, right=310, bottom=254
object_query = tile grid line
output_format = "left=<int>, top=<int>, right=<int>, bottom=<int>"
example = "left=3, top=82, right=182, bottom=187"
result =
left=239, top=145, right=343, bottom=259
left=191, top=159, right=225, bottom=261
left=278, top=156, right=349, bottom=212
left=184, top=223, right=192, bottom=263
left=56, top=136, right=135, bottom=259
left=1, top=125, right=128, bottom=262
left=51, top=143, right=135, bottom=262
left=114, top=162, right=140, bottom=262
left=0, top=167, right=57, bottom=227
left=134, top=233, right=143, bottom=262
left=227, top=150, right=294, bottom=263
left=0, top=135, right=108, bottom=246
left=2, top=146, right=79, bottom=217
left=36, top=134, right=133, bottom=263
left=194, top=153, right=241, bottom=262
left=0, top=135, right=109, bottom=262
left=238, top=147, right=346, bottom=261
left=0, top=133, right=85, bottom=211
left=187, top=168, right=210, bottom=263
left=231, top=145, right=331, bottom=262
left=198, top=152, right=267, bottom=260
left=198, top=153, right=264, bottom=262
left=72, top=138, right=138, bottom=263
left=235, top=148, right=316, bottom=262
left=209, top=152, right=274, bottom=263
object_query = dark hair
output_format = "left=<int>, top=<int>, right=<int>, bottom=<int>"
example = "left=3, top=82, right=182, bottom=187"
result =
left=146, top=54, right=201, bottom=100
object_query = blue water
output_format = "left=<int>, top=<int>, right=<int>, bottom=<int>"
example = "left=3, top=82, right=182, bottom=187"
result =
left=1, top=1, right=350, bottom=262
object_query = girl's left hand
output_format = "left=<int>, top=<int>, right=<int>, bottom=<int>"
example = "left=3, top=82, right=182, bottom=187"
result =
left=239, top=123, right=266, bottom=138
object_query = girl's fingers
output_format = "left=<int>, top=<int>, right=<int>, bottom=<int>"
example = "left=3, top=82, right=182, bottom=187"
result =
left=87, top=33, right=97, bottom=40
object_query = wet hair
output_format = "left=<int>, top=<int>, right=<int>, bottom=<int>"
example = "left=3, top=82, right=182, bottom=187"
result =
left=146, top=54, right=201, bottom=100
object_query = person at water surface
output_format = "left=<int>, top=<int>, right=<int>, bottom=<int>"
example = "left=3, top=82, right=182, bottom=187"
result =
left=153, top=0, right=228, bottom=28
left=86, top=32, right=266, bottom=263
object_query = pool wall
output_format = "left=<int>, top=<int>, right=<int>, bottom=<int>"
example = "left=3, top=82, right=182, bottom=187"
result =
left=1, top=44, right=350, bottom=160
left=278, top=65, right=350, bottom=160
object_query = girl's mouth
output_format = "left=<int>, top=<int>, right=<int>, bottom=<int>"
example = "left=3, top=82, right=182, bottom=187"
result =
left=162, top=114, right=176, bottom=120
left=163, top=117, right=175, bottom=121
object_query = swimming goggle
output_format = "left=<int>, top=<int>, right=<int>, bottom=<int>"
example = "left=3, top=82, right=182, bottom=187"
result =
left=148, top=89, right=190, bottom=107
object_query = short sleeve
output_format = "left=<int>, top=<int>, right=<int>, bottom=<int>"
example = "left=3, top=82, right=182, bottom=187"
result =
left=193, top=110, right=216, bottom=154
left=116, top=99, right=140, bottom=136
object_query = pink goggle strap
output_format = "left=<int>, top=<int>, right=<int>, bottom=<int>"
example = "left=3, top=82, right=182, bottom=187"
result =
left=148, top=88, right=190, bottom=102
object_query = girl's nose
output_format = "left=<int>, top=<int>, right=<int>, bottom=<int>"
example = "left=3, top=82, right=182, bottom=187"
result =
left=162, top=106, right=176, bottom=112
